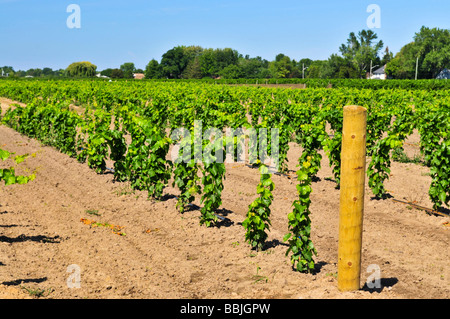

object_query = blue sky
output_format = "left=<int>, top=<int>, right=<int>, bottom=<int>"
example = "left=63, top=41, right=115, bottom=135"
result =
left=0, top=0, right=449, bottom=71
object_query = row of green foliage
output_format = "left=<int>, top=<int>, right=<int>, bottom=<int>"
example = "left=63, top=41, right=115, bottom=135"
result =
left=0, top=79, right=448, bottom=274
left=2, top=76, right=450, bottom=90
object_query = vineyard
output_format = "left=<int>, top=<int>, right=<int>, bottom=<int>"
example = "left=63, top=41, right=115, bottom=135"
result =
left=0, top=78, right=448, bottom=299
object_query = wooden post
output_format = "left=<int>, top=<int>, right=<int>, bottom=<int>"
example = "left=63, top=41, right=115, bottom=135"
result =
left=337, top=105, right=367, bottom=292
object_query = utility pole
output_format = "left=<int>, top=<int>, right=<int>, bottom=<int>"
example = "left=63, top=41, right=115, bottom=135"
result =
left=415, top=57, right=419, bottom=80
left=302, top=63, right=308, bottom=79
left=369, top=60, right=378, bottom=79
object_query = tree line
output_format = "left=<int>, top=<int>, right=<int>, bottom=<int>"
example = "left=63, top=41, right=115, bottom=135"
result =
left=143, top=26, right=448, bottom=80
left=0, top=61, right=143, bottom=79
left=1, top=26, right=448, bottom=80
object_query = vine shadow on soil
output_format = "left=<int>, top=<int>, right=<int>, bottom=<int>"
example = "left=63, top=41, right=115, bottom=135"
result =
left=0, top=210, right=62, bottom=244
left=214, top=208, right=235, bottom=228
left=287, top=261, right=328, bottom=275
left=2, top=277, right=48, bottom=286
left=160, top=194, right=236, bottom=227
left=437, top=206, right=450, bottom=217
left=324, top=176, right=340, bottom=189
left=0, top=234, right=61, bottom=244
left=361, top=277, right=399, bottom=293
left=370, top=193, right=394, bottom=201
left=263, top=238, right=289, bottom=250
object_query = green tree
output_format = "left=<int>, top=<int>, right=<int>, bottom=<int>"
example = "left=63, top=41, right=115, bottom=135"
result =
left=218, top=64, right=244, bottom=79
left=385, top=42, right=419, bottom=79
left=258, top=68, right=272, bottom=79
left=326, top=54, right=359, bottom=78
left=199, top=48, right=218, bottom=77
left=160, top=46, right=190, bottom=79
left=182, top=45, right=204, bottom=61
left=182, top=56, right=203, bottom=79
left=306, top=60, right=329, bottom=78
left=215, top=48, right=239, bottom=71
left=26, top=68, right=42, bottom=77
left=42, top=67, right=53, bottom=76
left=339, top=29, right=384, bottom=78
left=386, top=26, right=450, bottom=79
left=298, top=58, right=313, bottom=68
left=100, top=68, right=113, bottom=77
left=268, top=54, right=293, bottom=78
left=380, top=47, right=394, bottom=66
left=120, top=62, right=136, bottom=79
left=295, top=58, right=313, bottom=78
left=145, top=59, right=162, bottom=79
left=14, top=70, right=26, bottom=77
left=198, top=47, right=239, bottom=78
left=238, top=55, right=269, bottom=78
left=110, top=68, right=124, bottom=78
left=180, top=45, right=204, bottom=78
left=53, top=69, right=65, bottom=77
left=415, top=26, right=450, bottom=78
left=1, top=66, right=15, bottom=76
left=66, top=61, right=97, bottom=77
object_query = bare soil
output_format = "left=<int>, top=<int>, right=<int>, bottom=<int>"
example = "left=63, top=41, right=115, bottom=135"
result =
left=0, top=97, right=448, bottom=299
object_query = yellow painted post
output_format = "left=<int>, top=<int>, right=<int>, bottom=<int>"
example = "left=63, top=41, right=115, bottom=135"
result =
left=337, top=105, right=367, bottom=292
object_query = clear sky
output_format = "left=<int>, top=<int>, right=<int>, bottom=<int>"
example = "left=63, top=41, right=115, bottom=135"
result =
left=1, top=0, right=449, bottom=71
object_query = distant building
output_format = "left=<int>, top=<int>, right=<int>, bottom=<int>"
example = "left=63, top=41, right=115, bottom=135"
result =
left=369, top=65, right=386, bottom=80
left=96, top=73, right=109, bottom=79
left=436, top=68, right=450, bottom=79
left=133, top=73, right=145, bottom=80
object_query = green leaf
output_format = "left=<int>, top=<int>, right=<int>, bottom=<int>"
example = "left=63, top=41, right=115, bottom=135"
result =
left=283, top=233, right=292, bottom=242
left=297, top=170, right=308, bottom=181
left=0, top=149, right=11, bottom=161
left=438, top=191, right=446, bottom=204
left=287, top=212, right=295, bottom=222
left=14, top=154, right=29, bottom=164
left=5, top=175, right=16, bottom=186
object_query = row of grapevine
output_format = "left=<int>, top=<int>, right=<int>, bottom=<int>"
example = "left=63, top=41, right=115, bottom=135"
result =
left=0, top=79, right=449, bottom=273
left=1, top=80, right=448, bottom=210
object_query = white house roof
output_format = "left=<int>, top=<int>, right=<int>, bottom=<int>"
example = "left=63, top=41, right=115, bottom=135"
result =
left=373, top=65, right=385, bottom=75
left=436, top=68, right=450, bottom=79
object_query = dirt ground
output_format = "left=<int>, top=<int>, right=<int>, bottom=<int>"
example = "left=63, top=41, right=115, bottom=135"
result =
left=0, top=97, right=448, bottom=300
